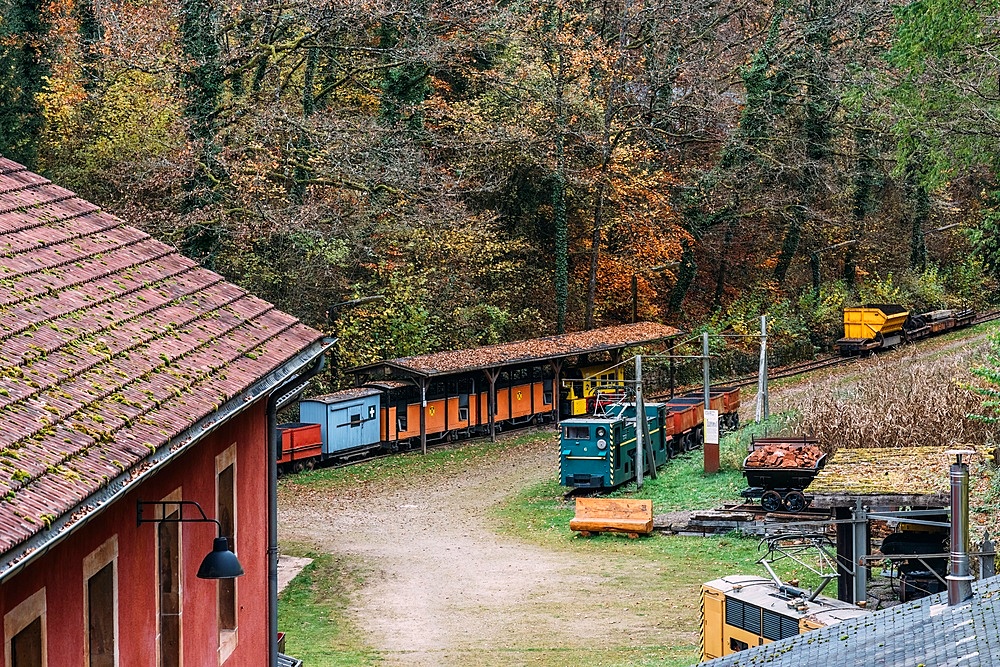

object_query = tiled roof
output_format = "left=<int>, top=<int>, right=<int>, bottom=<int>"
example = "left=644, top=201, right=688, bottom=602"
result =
left=0, top=158, right=324, bottom=557
left=352, top=322, right=681, bottom=377
left=699, top=575, right=1000, bottom=666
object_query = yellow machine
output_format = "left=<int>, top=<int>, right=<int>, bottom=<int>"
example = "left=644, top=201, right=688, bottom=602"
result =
left=562, top=364, right=625, bottom=417
left=700, top=575, right=869, bottom=661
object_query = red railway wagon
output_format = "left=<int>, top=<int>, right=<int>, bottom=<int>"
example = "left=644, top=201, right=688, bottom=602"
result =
left=276, top=422, right=322, bottom=472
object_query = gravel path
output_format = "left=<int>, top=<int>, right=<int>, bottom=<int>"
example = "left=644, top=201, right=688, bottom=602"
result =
left=278, top=434, right=672, bottom=666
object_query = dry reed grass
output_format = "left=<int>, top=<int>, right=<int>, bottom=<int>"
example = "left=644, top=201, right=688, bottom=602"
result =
left=791, top=344, right=998, bottom=453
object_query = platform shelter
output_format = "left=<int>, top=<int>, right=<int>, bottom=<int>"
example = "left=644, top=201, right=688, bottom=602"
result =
left=350, top=322, right=681, bottom=452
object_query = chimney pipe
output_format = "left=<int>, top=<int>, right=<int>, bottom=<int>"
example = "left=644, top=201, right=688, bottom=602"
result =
left=947, top=449, right=975, bottom=606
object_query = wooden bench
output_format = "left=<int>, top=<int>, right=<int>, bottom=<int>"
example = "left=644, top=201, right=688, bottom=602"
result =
left=569, top=498, right=654, bottom=538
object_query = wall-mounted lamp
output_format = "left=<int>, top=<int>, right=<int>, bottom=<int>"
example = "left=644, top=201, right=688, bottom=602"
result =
left=137, top=500, right=245, bottom=579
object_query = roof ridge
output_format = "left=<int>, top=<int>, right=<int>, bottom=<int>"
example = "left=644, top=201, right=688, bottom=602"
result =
left=1, top=306, right=294, bottom=499
left=0, top=165, right=29, bottom=179
left=0, top=170, right=48, bottom=196
left=0, top=240, right=175, bottom=309
left=0, top=193, right=75, bottom=217
left=0, top=207, right=117, bottom=256
left=0, top=263, right=212, bottom=345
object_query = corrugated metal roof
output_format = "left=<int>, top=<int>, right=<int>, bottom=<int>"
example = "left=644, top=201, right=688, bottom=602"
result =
left=351, top=322, right=681, bottom=378
left=0, top=157, right=324, bottom=557
left=699, top=574, right=1000, bottom=666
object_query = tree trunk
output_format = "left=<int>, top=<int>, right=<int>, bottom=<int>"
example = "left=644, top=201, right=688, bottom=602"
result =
left=585, top=182, right=607, bottom=329
left=773, top=207, right=803, bottom=285
left=0, top=0, right=49, bottom=168
left=669, top=239, right=697, bottom=315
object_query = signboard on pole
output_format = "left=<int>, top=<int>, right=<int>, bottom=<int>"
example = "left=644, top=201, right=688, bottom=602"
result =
left=704, top=409, right=719, bottom=445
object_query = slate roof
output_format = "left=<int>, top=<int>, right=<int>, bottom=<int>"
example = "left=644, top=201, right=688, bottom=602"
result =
left=698, top=575, right=1000, bottom=666
left=0, top=158, right=326, bottom=575
left=351, top=322, right=681, bottom=378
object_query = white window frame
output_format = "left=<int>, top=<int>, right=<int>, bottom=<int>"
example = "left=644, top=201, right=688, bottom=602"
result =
left=4, top=588, right=47, bottom=667
left=83, top=536, right=119, bottom=667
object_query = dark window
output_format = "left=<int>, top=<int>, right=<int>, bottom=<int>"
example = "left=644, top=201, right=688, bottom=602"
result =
left=725, top=597, right=761, bottom=635
left=350, top=413, right=361, bottom=427
left=218, top=463, right=237, bottom=632
left=11, top=616, right=42, bottom=667
left=762, top=609, right=799, bottom=641
left=159, top=510, right=181, bottom=667
left=565, top=426, right=589, bottom=439
left=729, top=637, right=749, bottom=652
left=88, top=562, right=115, bottom=667
left=458, top=407, right=469, bottom=421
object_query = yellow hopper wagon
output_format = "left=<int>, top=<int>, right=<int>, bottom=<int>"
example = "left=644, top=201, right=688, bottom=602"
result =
left=834, top=304, right=909, bottom=355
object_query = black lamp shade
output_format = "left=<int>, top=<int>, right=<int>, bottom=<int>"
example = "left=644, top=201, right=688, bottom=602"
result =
left=197, top=536, right=245, bottom=579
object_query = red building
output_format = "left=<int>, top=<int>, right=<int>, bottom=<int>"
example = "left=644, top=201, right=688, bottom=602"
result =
left=0, top=158, right=330, bottom=666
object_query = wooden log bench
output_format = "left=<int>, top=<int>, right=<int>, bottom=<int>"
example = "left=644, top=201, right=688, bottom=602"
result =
left=569, top=498, right=654, bottom=538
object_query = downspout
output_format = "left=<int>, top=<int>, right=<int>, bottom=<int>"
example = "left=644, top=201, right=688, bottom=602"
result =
left=267, top=344, right=331, bottom=666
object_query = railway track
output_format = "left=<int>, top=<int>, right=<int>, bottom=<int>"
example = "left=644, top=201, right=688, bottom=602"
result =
left=654, top=308, right=1000, bottom=397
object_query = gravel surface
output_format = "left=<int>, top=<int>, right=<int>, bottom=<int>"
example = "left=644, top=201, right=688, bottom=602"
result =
left=278, top=434, right=684, bottom=666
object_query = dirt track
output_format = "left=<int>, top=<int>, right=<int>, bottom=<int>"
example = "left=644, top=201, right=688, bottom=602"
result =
left=277, top=434, right=693, bottom=666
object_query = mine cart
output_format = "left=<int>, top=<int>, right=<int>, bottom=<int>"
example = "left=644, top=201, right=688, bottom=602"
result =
left=741, top=438, right=826, bottom=512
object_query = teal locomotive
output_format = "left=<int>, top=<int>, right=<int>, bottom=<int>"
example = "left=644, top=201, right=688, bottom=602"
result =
left=559, top=387, right=740, bottom=489
left=559, top=403, right=672, bottom=490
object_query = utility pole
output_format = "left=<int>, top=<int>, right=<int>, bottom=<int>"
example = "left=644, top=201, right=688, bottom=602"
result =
left=755, top=315, right=769, bottom=422
left=702, top=332, right=719, bottom=473
left=635, top=354, right=644, bottom=488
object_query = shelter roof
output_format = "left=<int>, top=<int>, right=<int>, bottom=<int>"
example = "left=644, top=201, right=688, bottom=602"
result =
left=304, top=387, right=381, bottom=403
left=0, top=157, right=325, bottom=566
left=806, top=446, right=958, bottom=507
left=699, top=574, right=1000, bottom=666
left=351, top=322, right=681, bottom=379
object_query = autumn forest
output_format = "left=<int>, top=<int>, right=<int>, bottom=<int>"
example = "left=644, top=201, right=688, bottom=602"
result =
left=2, top=0, right=998, bottom=373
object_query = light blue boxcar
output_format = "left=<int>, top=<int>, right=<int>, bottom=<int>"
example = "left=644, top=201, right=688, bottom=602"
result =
left=300, top=387, right=382, bottom=457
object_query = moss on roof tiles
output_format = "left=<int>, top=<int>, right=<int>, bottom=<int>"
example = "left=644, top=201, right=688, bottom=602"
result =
left=0, top=163, right=323, bottom=556
left=808, top=446, right=956, bottom=495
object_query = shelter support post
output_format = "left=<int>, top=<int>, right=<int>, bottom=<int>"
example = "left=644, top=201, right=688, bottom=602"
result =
left=550, top=360, right=563, bottom=423
left=980, top=533, right=996, bottom=579
left=419, top=379, right=428, bottom=455
left=836, top=500, right=869, bottom=604
left=484, top=368, right=500, bottom=442
left=852, top=500, right=869, bottom=604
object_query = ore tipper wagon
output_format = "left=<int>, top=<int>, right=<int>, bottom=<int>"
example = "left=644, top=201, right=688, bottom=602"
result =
left=741, top=436, right=827, bottom=512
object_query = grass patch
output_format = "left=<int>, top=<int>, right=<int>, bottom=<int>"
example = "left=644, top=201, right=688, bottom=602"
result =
left=492, top=474, right=824, bottom=667
left=606, top=416, right=794, bottom=511
left=278, top=545, right=382, bottom=666
left=280, top=429, right=555, bottom=491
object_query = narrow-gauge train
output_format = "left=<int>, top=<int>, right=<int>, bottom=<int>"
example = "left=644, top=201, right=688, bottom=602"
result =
left=276, top=363, right=627, bottom=472
left=700, top=575, right=869, bottom=661
left=558, top=387, right=741, bottom=489
left=834, top=304, right=975, bottom=355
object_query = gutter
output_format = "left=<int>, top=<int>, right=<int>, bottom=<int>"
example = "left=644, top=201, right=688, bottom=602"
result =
left=266, top=341, right=332, bottom=667
left=0, top=338, right=334, bottom=586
